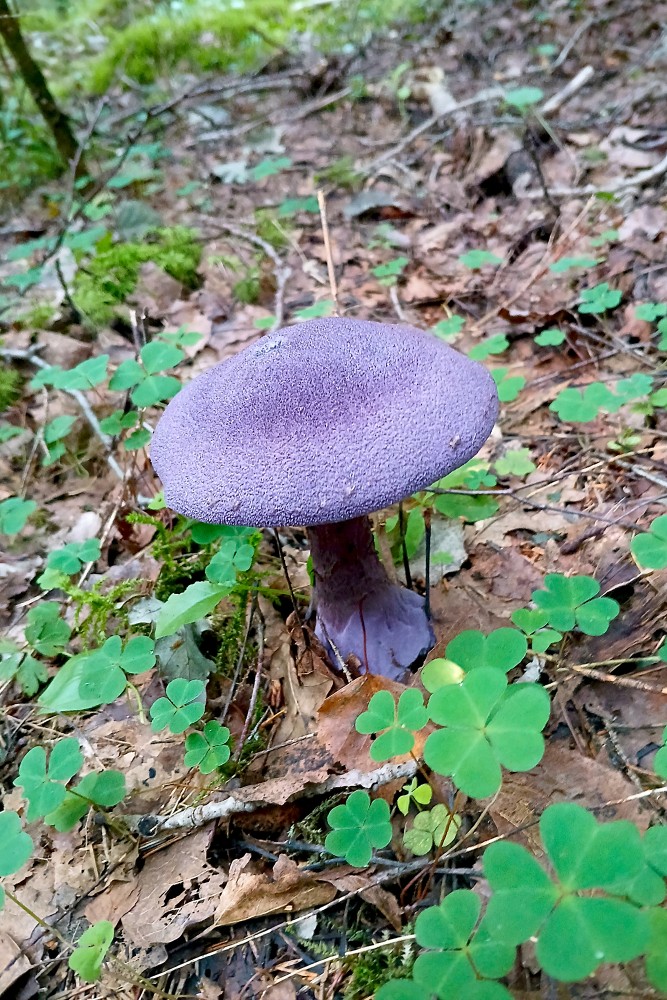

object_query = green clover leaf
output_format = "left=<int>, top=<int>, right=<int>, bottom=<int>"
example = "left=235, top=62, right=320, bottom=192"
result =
left=504, top=86, right=543, bottom=110
left=412, top=890, right=514, bottom=997
left=45, top=770, right=126, bottom=831
left=150, top=677, right=206, bottom=733
left=0, top=497, right=37, bottom=535
left=549, top=256, right=598, bottom=273
left=397, top=777, right=432, bottom=815
left=445, top=628, right=528, bottom=674
left=531, top=574, right=619, bottom=635
left=424, top=669, right=550, bottom=798
left=484, top=803, right=650, bottom=981
left=15, top=737, right=83, bottom=821
left=494, top=448, right=535, bottom=477
left=459, top=250, right=502, bottom=270
left=205, top=531, right=257, bottom=585
left=549, top=382, right=618, bottom=423
left=510, top=608, right=562, bottom=652
left=325, top=790, right=392, bottom=867
left=491, top=368, right=525, bottom=403
left=469, top=334, right=509, bottom=360
left=534, top=328, right=565, bottom=347
left=25, top=601, right=71, bottom=656
left=654, top=726, right=667, bottom=778
left=403, top=804, right=461, bottom=855
left=68, top=920, right=114, bottom=982
left=0, top=810, right=33, bottom=879
left=646, top=908, right=667, bottom=992
left=0, top=652, right=48, bottom=695
left=578, top=282, right=622, bottom=314
left=631, top=516, right=667, bottom=569
left=77, top=634, right=156, bottom=707
left=432, top=315, right=465, bottom=341
left=356, top=689, right=428, bottom=761
left=184, top=720, right=231, bottom=773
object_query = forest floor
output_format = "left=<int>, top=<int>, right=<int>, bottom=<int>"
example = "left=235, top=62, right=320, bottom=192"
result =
left=1, top=0, right=667, bottom=996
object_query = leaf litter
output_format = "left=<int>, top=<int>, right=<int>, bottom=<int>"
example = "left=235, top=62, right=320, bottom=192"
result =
left=2, top=0, right=667, bottom=995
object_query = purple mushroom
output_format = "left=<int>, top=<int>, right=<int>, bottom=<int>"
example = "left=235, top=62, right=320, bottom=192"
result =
left=150, top=318, right=498, bottom=681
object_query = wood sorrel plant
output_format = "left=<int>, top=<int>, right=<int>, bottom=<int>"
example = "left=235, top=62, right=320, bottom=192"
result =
left=324, top=573, right=667, bottom=998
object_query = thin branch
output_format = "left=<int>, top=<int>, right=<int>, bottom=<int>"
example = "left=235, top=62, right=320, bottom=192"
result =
left=317, top=189, right=339, bottom=315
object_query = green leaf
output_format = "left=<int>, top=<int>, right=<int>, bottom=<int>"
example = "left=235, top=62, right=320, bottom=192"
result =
left=41, top=538, right=101, bottom=579
left=469, top=334, right=509, bottom=360
left=534, top=328, right=565, bottom=346
left=155, top=581, right=232, bottom=639
left=68, top=920, right=114, bottom=982
left=511, top=608, right=562, bottom=651
left=578, top=282, right=622, bottom=314
left=531, top=574, right=619, bottom=635
left=140, top=341, right=185, bottom=374
left=537, top=896, right=649, bottom=981
left=124, top=426, right=152, bottom=450
left=541, top=803, right=644, bottom=890
left=459, top=250, right=502, bottom=270
left=0, top=811, right=33, bottom=878
left=425, top=669, right=550, bottom=798
left=0, top=653, right=47, bottom=695
left=421, top=658, right=465, bottom=692
left=250, top=156, right=292, bottom=180
left=549, top=382, right=618, bottom=422
left=44, top=771, right=126, bottom=832
left=44, top=414, right=76, bottom=443
left=15, top=738, right=83, bottom=821
left=494, top=448, right=535, bottom=477
left=504, top=86, right=543, bottom=109
left=130, top=373, right=181, bottom=407
left=636, top=302, right=667, bottom=322
left=432, top=315, right=464, bottom=340
left=25, top=602, right=71, bottom=656
left=294, top=299, right=335, bottom=320
left=491, top=367, right=525, bottom=402
left=356, top=689, right=428, bottom=761
left=403, top=804, right=460, bottom=855
left=325, top=790, right=392, bottom=867
left=445, top=628, right=527, bottom=674
left=372, top=257, right=409, bottom=285
left=646, top=908, right=667, bottom=992
left=150, top=677, right=206, bottom=734
left=631, top=515, right=667, bottom=569
left=184, top=720, right=231, bottom=773
left=56, top=355, right=109, bottom=391
left=0, top=496, right=37, bottom=535
left=484, top=840, right=559, bottom=943
left=278, top=195, right=319, bottom=217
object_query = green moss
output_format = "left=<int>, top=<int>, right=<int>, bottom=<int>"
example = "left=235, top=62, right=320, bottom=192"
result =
left=344, top=944, right=414, bottom=1000
left=255, top=210, right=291, bottom=250
left=83, top=2, right=290, bottom=93
left=233, top=267, right=261, bottom=305
left=0, top=365, right=22, bottom=413
left=73, top=226, right=201, bottom=325
left=16, top=303, right=56, bottom=330
left=212, top=592, right=250, bottom=678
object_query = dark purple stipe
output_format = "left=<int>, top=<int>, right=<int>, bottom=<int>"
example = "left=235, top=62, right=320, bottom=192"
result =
left=307, top=516, right=434, bottom=682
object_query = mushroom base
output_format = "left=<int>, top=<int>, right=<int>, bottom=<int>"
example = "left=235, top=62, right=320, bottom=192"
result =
left=306, top=516, right=434, bottom=682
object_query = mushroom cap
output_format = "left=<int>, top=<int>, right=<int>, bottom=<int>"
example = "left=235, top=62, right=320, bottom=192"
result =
left=150, top=318, right=498, bottom=527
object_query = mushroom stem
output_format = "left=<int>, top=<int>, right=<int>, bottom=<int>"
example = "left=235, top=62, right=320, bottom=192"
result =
left=306, top=516, right=434, bottom=682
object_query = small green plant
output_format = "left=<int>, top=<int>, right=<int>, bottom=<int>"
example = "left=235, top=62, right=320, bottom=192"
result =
left=355, top=689, right=428, bottom=761
left=549, top=256, right=598, bottom=273
left=150, top=678, right=206, bottom=734
left=432, top=315, right=464, bottom=341
left=631, top=516, right=667, bottom=569
left=549, top=382, right=617, bottom=422
left=578, top=282, right=622, bottom=314
left=68, top=921, right=114, bottom=982
left=503, top=86, right=543, bottom=111
left=325, top=790, right=393, bottom=867
left=494, top=448, right=535, bottom=478
left=0, top=812, right=33, bottom=909
left=184, top=720, right=232, bottom=773
left=403, top=804, right=461, bottom=855
left=109, top=340, right=185, bottom=408
left=534, top=327, right=565, bottom=346
left=529, top=574, right=619, bottom=635
left=397, top=777, right=432, bottom=814
left=429, top=460, right=499, bottom=522
left=0, top=496, right=37, bottom=535
left=459, top=250, right=502, bottom=270
left=38, top=538, right=101, bottom=590
left=469, top=335, right=509, bottom=361
left=444, top=628, right=528, bottom=674
left=14, top=737, right=82, bottom=821
left=372, top=257, right=409, bottom=286
left=25, top=601, right=71, bottom=656
left=43, top=414, right=77, bottom=466
left=511, top=609, right=562, bottom=653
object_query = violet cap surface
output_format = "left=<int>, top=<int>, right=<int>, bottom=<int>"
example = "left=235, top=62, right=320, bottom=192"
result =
left=150, top=318, right=498, bottom=527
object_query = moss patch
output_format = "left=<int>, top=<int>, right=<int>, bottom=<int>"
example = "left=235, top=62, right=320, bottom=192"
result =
left=73, top=226, right=201, bottom=325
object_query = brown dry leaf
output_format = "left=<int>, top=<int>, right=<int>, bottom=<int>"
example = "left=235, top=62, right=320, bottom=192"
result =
left=317, top=673, right=429, bottom=773
left=84, top=879, right=141, bottom=927
left=122, top=825, right=225, bottom=947
left=265, top=601, right=335, bottom=746
left=214, top=854, right=336, bottom=926
left=0, top=932, right=34, bottom=995
left=127, top=261, right=183, bottom=315
left=491, top=738, right=652, bottom=853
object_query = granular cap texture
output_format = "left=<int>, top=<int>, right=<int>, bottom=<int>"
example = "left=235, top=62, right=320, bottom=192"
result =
left=150, top=318, right=498, bottom=527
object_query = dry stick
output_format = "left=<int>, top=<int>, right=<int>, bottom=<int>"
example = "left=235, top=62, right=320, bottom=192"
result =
left=316, top=189, right=339, bottom=315
left=125, top=758, right=418, bottom=835
left=562, top=664, right=667, bottom=695
left=540, top=65, right=595, bottom=114
left=398, top=502, right=413, bottom=590
left=233, top=607, right=265, bottom=761
left=423, top=507, right=432, bottom=620
left=522, top=149, right=667, bottom=200
left=273, top=529, right=302, bottom=626
left=0, top=347, right=125, bottom=482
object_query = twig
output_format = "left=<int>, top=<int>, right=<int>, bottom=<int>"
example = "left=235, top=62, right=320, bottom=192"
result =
left=125, top=758, right=418, bottom=835
left=317, top=189, right=339, bottom=315
left=389, top=284, right=407, bottom=322
left=521, top=150, right=667, bottom=200
left=562, top=664, right=667, bottom=695
left=233, top=609, right=265, bottom=761
left=551, top=16, right=594, bottom=70
left=541, top=65, right=594, bottom=114
left=423, top=507, right=431, bottom=619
